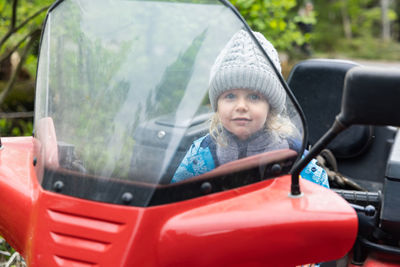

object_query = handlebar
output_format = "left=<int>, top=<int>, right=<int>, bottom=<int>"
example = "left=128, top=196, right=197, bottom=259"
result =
left=332, top=188, right=400, bottom=260
left=332, top=189, right=381, bottom=211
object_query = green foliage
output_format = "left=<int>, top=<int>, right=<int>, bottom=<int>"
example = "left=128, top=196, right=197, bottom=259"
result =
left=0, top=118, right=32, bottom=136
left=0, top=236, right=15, bottom=262
left=230, top=0, right=311, bottom=52
left=24, top=54, right=37, bottom=78
left=0, top=0, right=53, bottom=78
left=313, top=0, right=398, bottom=55
left=228, top=0, right=400, bottom=61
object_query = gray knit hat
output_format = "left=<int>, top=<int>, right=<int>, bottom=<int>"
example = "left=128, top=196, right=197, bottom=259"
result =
left=209, top=30, right=286, bottom=114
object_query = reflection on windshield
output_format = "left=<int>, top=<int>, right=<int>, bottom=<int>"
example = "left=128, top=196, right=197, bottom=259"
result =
left=172, top=30, right=301, bottom=183
left=34, top=0, right=304, bottom=206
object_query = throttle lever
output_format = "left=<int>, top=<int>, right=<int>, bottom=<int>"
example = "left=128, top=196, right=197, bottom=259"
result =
left=350, top=204, right=376, bottom=216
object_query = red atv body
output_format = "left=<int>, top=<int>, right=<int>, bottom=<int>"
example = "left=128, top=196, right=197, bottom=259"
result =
left=1, top=0, right=399, bottom=266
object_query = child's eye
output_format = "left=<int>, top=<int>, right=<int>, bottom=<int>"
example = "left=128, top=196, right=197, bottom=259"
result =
left=225, top=93, right=236, bottom=99
left=248, top=94, right=260, bottom=101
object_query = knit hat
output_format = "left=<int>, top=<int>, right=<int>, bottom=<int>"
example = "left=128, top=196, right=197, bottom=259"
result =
left=209, top=30, right=286, bottom=114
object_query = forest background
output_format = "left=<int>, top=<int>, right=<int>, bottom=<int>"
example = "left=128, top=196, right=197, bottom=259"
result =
left=0, top=0, right=399, bottom=137
left=0, top=0, right=399, bottom=264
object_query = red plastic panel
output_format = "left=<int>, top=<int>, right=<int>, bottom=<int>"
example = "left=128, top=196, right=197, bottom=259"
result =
left=28, top=191, right=142, bottom=266
left=155, top=177, right=358, bottom=267
left=0, top=137, right=37, bottom=253
left=0, top=137, right=358, bottom=267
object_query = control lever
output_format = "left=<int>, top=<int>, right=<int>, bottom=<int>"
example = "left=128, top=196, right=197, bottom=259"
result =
left=350, top=204, right=376, bottom=216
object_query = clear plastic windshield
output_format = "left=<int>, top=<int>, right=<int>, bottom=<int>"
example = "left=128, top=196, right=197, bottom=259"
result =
left=34, top=0, right=304, bottom=206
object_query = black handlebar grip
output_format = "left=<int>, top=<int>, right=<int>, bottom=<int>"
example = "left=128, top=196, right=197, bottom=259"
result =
left=332, top=189, right=381, bottom=210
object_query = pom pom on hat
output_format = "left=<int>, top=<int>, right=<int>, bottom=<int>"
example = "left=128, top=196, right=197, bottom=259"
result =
left=209, top=30, right=286, bottom=114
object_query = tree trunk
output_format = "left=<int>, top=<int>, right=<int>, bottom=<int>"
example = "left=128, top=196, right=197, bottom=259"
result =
left=381, top=0, right=391, bottom=41
left=341, top=2, right=352, bottom=39
left=0, top=30, right=40, bottom=106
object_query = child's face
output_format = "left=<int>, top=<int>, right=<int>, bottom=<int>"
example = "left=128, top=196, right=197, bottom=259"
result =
left=217, top=89, right=269, bottom=140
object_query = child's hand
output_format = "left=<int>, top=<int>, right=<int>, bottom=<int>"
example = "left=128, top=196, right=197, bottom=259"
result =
left=296, top=264, right=316, bottom=267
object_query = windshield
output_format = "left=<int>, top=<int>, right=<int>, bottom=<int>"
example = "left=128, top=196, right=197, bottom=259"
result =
left=34, top=0, right=304, bottom=206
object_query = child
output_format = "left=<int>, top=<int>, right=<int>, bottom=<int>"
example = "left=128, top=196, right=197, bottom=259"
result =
left=172, top=30, right=328, bottom=189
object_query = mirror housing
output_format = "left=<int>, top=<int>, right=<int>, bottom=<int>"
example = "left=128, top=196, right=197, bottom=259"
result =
left=339, top=67, right=400, bottom=127
left=291, top=66, right=400, bottom=195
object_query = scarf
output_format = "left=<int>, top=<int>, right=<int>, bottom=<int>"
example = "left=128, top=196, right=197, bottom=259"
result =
left=216, top=128, right=289, bottom=166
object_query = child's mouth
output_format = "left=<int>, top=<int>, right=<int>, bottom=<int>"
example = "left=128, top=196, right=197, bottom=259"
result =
left=232, top=118, right=251, bottom=121
left=232, top=118, right=251, bottom=125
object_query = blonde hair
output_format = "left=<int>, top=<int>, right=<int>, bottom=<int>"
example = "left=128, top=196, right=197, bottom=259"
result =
left=209, top=109, right=299, bottom=146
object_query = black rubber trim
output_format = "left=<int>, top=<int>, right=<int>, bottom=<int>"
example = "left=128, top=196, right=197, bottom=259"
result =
left=360, top=237, right=400, bottom=256
left=42, top=154, right=297, bottom=207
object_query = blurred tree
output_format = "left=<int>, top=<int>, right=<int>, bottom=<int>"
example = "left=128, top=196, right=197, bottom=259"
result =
left=381, top=0, right=390, bottom=41
left=313, top=0, right=398, bottom=52
left=395, top=0, right=400, bottom=41
left=0, top=0, right=52, bottom=106
left=294, top=1, right=316, bottom=56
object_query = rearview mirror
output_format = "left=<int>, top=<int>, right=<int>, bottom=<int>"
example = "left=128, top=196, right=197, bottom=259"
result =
left=339, top=67, right=400, bottom=126
left=291, top=66, right=400, bottom=196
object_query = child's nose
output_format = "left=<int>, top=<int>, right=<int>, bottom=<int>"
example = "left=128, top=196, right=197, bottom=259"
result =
left=235, top=97, right=248, bottom=111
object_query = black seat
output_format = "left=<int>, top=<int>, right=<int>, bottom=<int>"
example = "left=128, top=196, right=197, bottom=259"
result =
left=287, top=59, right=396, bottom=191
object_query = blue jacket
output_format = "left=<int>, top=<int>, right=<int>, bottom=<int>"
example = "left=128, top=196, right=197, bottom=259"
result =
left=172, top=134, right=329, bottom=188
